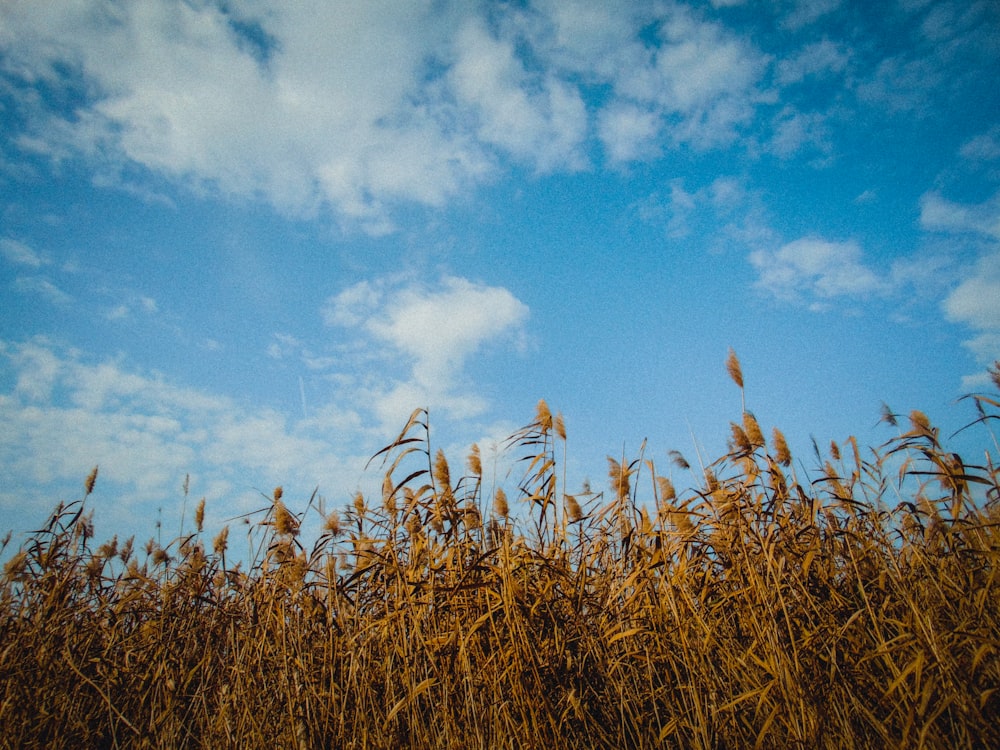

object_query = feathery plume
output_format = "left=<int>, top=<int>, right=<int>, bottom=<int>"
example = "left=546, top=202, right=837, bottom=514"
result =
left=494, top=488, right=509, bottom=519
left=742, top=411, right=765, bottom=449
left=324, top=511, right=342, bottom=538
left=536, top=399, right=553, bottom=432
left=772, top=428, right=792, bottom=467
left=608, top=457, right=630, bottom=502
left=212, top=526, right=229, bottom=556
left=194, top=498, right=206, bottom=533
left=725, top=348, right=744, bottom=389
left=467, top=443, right=482, bottom=478
left=730, top=423, right=752, bottom=454
left=84, top=466, right=98, bottom=496
left=382, top=474, right=397, bottom=515
left=274, top=499, right=298, bottom=537
left=554, top=413, right=566, bottom=441
left=565, top=494, right=583, bottom=523
left=657, top=476, right=676, bottom=503
left=910, top=410, right=933, bottom=434
left=434, top=449, right=451, bottom=491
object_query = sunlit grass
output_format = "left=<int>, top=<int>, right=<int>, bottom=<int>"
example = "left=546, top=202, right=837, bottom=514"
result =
left=2, top=355, right=999, bottom=749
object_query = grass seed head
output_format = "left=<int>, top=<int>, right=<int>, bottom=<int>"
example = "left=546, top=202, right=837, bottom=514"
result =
left=743, top=411, right=765, bottom=449
left=434, top=449, right=451, bottom=491
left=324, top=510, right=342, bottom=538
left=910, top=410, right=933, bottom=435
left=657, top=476, right=676, bottom=502
left=494, top=488, right=509, bottom=519
left=772, top=428, right=792, bottom=466
left=274, top=499, right=298, bottom=537
left=608, top=457, right=630, bottom=501
left=84, top=465, right=98, bottom=496
left=725, top=348, right=744, bottom=389
left=536, top=399, right=553, bottom=432
left=194, top=497, right=206, bottom=533
left=730, top=423, right=752, bottom=454
left=566, top=494, right=583, bottom=523
left=467, top=443, right=482, bottom=478
left=212, top=526, right=229, bottom=556
left=382, top=474, right=397, bottom=515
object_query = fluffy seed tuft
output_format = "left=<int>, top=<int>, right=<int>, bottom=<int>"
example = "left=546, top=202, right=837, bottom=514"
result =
left=725, top=348, right=744, bottom=389
left=84, top=466, right=98, bottom=496
left=494, top=488, right=509, bottom=519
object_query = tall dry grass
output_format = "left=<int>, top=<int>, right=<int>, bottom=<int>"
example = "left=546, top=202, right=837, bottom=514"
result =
left=1, top=355, right=999, bottom=749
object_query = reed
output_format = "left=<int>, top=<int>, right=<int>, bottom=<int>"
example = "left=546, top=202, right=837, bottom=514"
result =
left=1, top=357, right=999, bottom=749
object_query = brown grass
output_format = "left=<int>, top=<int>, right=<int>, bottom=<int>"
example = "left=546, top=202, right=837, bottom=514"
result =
left=2, top=358, right=999, bottom=749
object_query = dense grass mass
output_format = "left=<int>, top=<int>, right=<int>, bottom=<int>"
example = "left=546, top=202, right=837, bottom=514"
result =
left=2, top=356, right=999, bottom=749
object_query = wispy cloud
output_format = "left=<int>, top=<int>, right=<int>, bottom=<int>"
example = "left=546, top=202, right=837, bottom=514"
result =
left=775, top=39, right=850, bottom=86
left=920, top=191, right=1000, bottom=240
left=597, top=103, right=662, bottom=164
left=943, top=252, right=1000, bottom=337
left=749, top=237, right=887, bottom=309
left=960, top=126, right=1000, bottom=162
left=766, top=106, right=832, bottom=160
left=12, top=276, right=73, bottom=306
left=0, top=337, right=371, bottom=539
left=922, top=189, right=1000, bottom=380
left=780, top=0, right=843, bottom=31
left=1, top=238, right=48, bottom=268
left=323, top=275, right=529, bottom=427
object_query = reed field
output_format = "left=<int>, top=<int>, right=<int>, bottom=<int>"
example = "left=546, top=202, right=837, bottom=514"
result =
left=2, top=353, right=999, bottom=749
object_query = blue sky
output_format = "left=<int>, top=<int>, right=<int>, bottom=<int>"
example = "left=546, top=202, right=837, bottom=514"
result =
left=1, top=0, right=999, bottom=549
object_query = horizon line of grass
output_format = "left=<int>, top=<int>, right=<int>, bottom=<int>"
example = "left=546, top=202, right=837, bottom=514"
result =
left=2, top=353, right=999, bottom=749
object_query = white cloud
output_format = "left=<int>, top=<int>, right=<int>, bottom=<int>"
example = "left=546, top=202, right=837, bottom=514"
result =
left=920, top=191, right=1000, bottom=239
left=0, top=238, right=48, bottom=267
left=598, top=103, right=661, bottom=164
left=0, top=337, right=372, bottom=542
left=532, top=0, right=644, bottom=77
left=780, top=0, right=843, bottom=31
left=943, top=252, right=1000, bottom=332
left=580, top=5, right=770, bottom=158
left=13, top=276, right=73, bottom=306
left=643, top=8, right=768, bottom=147
left=943, top=251, right=1000, bottom=379
left=323, top=275, right=529, bottom=427
left=927, top=190, right=1000, bottom=367
left=767, top=106, right=831, bottom=159
left=960, top=126, right=1000, bottom=161
left=636, top=175, right=774, bottom=252
left=102, top=293, right=159, bottom=322
left=775, top=39, right=850, bottom=86
left=449, top=18, right=587, bottom=172
left=0, top=1, right=490, bottom=232
left=855, top=55, right=942, bottom=114
left=105, top=304, right=130, bottom=321
left=0, top=1, right=783, bottom=221
left=750, top=237, right=886, bottom=305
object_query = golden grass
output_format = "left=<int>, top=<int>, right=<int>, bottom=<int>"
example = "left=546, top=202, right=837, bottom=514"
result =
left=2, top=357, right=999, bottom=749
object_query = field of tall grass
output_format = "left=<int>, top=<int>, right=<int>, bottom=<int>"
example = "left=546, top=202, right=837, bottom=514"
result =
left=2, top=353, right=999, bottom=749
